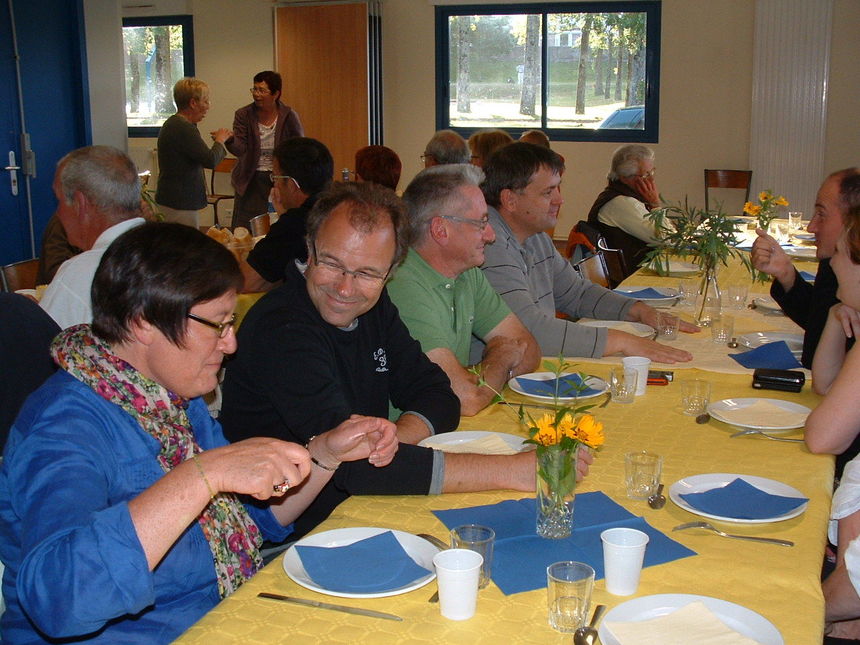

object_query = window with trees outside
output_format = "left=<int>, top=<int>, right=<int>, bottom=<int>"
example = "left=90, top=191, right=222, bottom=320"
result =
left=122, top=16, right=195, bottom=138
left=435, top=2, right=660, bottom=143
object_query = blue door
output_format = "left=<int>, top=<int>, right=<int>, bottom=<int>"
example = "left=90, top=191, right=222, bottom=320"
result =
left=0, top=0, right=89, bottom=267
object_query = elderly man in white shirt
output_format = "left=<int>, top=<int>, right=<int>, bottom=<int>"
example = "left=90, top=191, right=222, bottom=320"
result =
left=39, top=146, right=145, bottom=328
left=585, top=144, right=663, bottom=274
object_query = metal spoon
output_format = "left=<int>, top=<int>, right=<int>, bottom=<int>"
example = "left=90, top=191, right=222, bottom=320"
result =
left=647, top=483, right=666, bottom=509
left=573, top=604, right=607, bottom=645
left=673, top=521, right=794, bottom=546
left=729, top=428, right=804, bottom=443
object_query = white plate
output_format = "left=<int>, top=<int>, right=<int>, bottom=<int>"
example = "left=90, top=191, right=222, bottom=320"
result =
left=792, top=232, right=815, bottom=241
left=599, top=593, right=783, bottom=645
left=613, top=286, right=680, bottom=305
left=751, top=296, right=783, bottom=313
left=418, top=430, right=530, bottom=454
left=668, top=473, right=807, bottom=524
left=707, top=397, right=810, bottom=431
left=507, top=372, right=608, bottom=402
left=784, top=246, right=817, bottom=259
left=578, top=319, right=656, bottom=338
left=646, top=260, right=700, bottom=276
left=283, top=527, right=438, bottom=598
left=737, top=332, right=803, bottom=358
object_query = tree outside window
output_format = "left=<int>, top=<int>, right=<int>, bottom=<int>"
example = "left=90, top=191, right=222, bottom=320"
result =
left=436, top=2, right=660, bottom=143
left=122, top=16, right=194, bottom=138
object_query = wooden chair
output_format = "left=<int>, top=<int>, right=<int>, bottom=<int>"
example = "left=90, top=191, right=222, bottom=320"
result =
left=1, top=258, right=40, bottom=292
left=704, top=169, right=752, bottom=213
left=207, top=158, right=237, bottom=227
left=597, top=238, right=628, bottom=288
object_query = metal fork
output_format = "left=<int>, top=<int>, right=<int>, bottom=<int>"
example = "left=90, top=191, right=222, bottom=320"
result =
left=673, top=521, right=794, bottom=546
left=729, top=428, right=805, bottom=443
left=417, top=533, right=448, bottom=602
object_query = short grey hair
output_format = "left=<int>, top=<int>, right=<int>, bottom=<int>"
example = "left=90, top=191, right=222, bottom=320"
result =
left=424, top=130, right=470, bottom=165
left=608, top=144, right=654, bottom=181
left=403, top=164, right=484, bottom=244
left=57, top=146, right=141, bottom=222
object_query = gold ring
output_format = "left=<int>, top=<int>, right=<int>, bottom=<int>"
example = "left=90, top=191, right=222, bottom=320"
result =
left=273, top=479, right=291, bottom=494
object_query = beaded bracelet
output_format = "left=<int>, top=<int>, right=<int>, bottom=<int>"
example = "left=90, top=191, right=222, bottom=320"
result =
left=192, top=453, right=216, bottom=499
left=306, top=435, right=339, bottom=472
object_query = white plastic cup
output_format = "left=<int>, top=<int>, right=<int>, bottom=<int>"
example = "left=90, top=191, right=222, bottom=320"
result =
left=433, top=548, right=483, bottom=620
left=622, top=356, right=650, bottom=396
left=601, top=527, right=650, bottom=596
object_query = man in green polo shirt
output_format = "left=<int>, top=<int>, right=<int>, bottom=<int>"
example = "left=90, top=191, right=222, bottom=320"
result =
left=388, top=164, right=540, bottom=416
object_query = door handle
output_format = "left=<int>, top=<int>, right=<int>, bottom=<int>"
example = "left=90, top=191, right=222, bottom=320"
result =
left=6, top=151, right=19, bottom=196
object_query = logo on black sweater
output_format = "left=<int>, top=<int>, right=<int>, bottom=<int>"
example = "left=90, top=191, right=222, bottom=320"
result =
left=373, top=347, right=388, bottom=372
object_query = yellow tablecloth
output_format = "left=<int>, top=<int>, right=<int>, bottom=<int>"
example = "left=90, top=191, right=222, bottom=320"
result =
left=176, top=257, right=830, bottom=645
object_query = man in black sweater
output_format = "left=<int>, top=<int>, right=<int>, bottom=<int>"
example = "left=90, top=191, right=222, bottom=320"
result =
left=220, top=182, right=568, bottom=538
left=751, top=169, right=860, bottom=369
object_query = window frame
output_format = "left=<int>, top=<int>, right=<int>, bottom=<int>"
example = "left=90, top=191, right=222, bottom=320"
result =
left=434, top=1, right=661, bottom=143
left=122, top=15, right=195, bottom=138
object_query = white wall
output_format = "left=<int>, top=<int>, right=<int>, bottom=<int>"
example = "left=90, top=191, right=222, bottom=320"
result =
left=83, top=0, right=127, bottom=151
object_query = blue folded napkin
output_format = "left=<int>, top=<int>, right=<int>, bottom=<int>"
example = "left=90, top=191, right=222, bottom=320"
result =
left=433, top=492, right=696, bottom=595
left=615, top=287, right=669, bottom=300
left=515, top=373, right=601, bottom=398
left=799, top=270, right=816, bottom=282
left=295, top=531, right=432, bottom=593
left=679, top=478, right=808, bottom=520
left=729, top=341, right=802, bottom=369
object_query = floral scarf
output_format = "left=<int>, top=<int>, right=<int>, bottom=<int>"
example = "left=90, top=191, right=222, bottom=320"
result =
left=52, top=325, right=263, bottom=598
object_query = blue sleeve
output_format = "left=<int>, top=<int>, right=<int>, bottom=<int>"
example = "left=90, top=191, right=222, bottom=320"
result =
left=187, top=399, right=293, bottom=543
left=7, top=391, right=155, bottom=638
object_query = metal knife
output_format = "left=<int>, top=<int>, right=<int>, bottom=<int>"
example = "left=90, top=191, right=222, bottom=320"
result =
left=257, top=592, right=403, bottom=621
left=417, top=534, right=448, bottom=603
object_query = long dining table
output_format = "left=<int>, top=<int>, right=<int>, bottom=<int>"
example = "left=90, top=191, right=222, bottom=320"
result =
left=176, top=255, right=833, bottom=645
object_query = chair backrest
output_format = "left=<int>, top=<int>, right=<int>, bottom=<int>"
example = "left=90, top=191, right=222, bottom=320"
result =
left=573, top=220, right=602, bottom=248
left=563, top=230, right=595, bottom=262
left=704, top=169, right=752, bottom=213
left=596, top=238, right=628, bottom=288
left=209, top=157, right=237, bottom=195
left=572, top=252, right=610, bottom=288
left=1, top=258, right=40, bottom=292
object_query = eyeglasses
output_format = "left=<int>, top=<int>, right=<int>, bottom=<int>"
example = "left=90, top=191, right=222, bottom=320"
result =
left=187, top=312, right=237, bottom=338
left=439, top=214, right=491, bottom=231
left=420, top=153, right=433, bottom=164
left=636, top=168, right=656, bottom=179
left=250, top=86, right=271, bottom=95
left=270, top=174, right=301, bottom=191
left=311, top=243, right=391, bottom=286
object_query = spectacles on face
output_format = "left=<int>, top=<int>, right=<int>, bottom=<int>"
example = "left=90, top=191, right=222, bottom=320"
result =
left=270, top=174, right=301, bottom=191
left=420, top=153, right=433, bottom=164
left=439, top=214, right=491, bottom=231
left=635, top=168, right=656, bottom=179
left=250, top=86, right=271, bottom=95
left=311, top=242, right=391, bottom=286
left=187, top=312, right=237, bottom=338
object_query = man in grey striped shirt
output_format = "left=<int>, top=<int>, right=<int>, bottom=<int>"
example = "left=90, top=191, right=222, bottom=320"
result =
left=476, top=142, right=696, bottom=363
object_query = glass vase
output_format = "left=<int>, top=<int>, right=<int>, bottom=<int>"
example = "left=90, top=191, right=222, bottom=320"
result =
left=695, top=262, right=721, bottom=326
left=536, top=445, right=578, bottom=539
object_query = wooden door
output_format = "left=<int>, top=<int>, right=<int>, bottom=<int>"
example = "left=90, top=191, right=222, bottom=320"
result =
left=276, top=3, right=368, bottom=179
